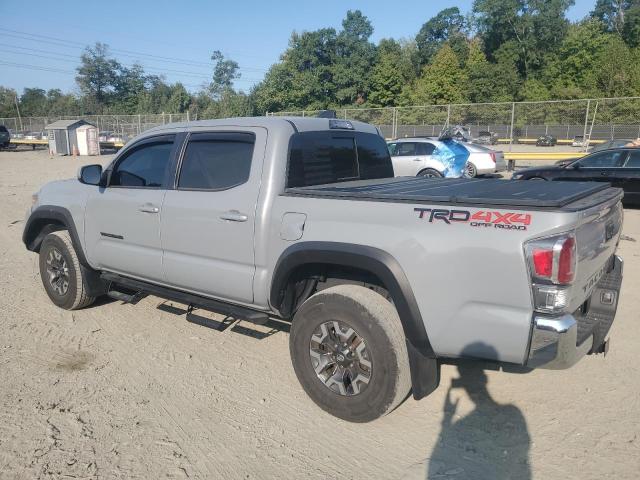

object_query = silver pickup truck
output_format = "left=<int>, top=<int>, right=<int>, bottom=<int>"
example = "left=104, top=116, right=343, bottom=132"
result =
left=23, top=117, right=624, bottom=422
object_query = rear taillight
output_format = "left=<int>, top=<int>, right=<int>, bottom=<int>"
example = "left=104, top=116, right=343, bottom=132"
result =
left=489, top=152, right=496, bottom=163
left=527, top=234, right=576, bottom=285
left=525, top=233, right=577, bottom=314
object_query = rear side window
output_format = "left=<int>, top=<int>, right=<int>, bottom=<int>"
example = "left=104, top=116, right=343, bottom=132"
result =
left=287, top=131, right=393, bottom=188
left=0, top=126, right=8, bottom=133
left=417, top=142, right=435, bottom=155
left=111, top=139, right=174, bottom=188
left=397, top=143, right=417, bottom=156
left=178, top=132, right=255, bottom=190
left=624, top=150, right=640, bottom=168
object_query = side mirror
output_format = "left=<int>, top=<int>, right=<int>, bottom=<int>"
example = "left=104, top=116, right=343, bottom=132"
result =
left=78, top=164, right=103, bottom=185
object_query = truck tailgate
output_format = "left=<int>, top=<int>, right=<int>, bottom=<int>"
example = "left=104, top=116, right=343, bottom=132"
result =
left=570, top=195, right=623, bottom=314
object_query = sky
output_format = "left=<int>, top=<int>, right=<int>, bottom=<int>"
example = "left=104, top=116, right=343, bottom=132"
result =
left=0, top=0, right=596, bottom=95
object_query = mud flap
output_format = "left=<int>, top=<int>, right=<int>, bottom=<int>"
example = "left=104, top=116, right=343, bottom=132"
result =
left=407, top=339, right=440, bottom=400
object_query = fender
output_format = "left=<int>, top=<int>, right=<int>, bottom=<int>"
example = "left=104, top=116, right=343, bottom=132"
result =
left=270, top=242, right=440, bottom=399
left=23, top=205, right=88, bottom=263
left=23, top=205, right=108, bottom=297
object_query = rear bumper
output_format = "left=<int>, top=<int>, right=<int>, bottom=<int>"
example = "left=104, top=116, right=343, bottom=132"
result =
left=526, top=255, right=623, bottom=369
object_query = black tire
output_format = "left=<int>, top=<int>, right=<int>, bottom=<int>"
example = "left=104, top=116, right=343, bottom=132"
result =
left=463, top=161, right=478, bottom=178
left=39, top=231, right=96, bottom=310
left=417, top=168, right=443, bottom=178
left=289, top=285, right=411, bottom=422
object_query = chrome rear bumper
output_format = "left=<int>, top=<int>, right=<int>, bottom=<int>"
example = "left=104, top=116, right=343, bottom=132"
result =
left=527, top=255, right=623, bottom=369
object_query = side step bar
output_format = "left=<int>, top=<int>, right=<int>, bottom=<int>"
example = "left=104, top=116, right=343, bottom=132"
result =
left=107, top=289, right=146, bottom=304
left=101, top=272, right=269, bottom=325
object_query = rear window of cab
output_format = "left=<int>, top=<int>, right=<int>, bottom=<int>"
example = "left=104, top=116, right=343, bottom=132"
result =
left=287, top=131, right=394, bottom=188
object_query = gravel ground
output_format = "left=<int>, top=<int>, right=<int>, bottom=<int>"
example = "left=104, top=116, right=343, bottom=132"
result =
left=1, top=149, right=639, bottom=479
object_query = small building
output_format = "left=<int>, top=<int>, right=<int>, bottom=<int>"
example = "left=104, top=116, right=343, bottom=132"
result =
left=45, top=119, right=98, bottom=156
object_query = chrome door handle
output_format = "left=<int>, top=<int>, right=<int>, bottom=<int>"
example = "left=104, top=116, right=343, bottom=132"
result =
left=138, top=204, right=160, bottom=213
left=220, top=210, right=248, bottom=222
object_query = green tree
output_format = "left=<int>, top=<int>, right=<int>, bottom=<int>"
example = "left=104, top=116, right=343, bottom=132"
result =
left=46, top=89, right=79, bottom=116
left=112, top=64, right=150, bottom=113
left=0, top=87, right=18, bottom=118
left=369, top=39, right=409, bottom=106
left=75, top=42, right=120, bottom=110
left=410, top=45, right=467, bottom=104
left=19, top=88, right=48, bottom=116
left=595, top=36, right=640, bottom=95
left=473, top=0, right=574, bottom=78
left=166, top=83, right=192, bottom=113
left=416, top=7, right=467, bottom=66
left=333, top=10, right=376, bottom=104
left=543, top=19, right=611, bottom=97
left=591, top=0, right=640, bottom=47
left=210, top=50, right=240, bottom=99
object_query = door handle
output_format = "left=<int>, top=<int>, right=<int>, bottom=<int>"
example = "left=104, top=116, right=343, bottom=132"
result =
left=220, top=210, right=248, bottom=222
left=138, top=204, right=160, bottom=213
left=600, top=172, right=610, bottom=176
left=413, top=158, right=422, bottom=161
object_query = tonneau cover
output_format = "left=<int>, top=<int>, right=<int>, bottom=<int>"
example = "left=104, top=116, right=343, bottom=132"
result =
left=285, top=177, right=616, bottom=210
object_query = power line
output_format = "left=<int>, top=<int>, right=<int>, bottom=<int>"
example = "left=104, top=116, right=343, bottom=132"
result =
left=0, top=45, right=264, bottom=82
left=0, top=27, right=270, bottom=73
left=0, top=61, right=254, bottom=93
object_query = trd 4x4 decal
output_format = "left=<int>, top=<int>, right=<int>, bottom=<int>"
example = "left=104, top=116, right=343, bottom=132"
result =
left=414, top=208, right=531, bottom=231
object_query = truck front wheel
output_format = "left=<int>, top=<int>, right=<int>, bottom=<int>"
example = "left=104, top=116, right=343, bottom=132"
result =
left=289, top=284, right=411, bottom=422
left=38, top=231, right=96, bottom=310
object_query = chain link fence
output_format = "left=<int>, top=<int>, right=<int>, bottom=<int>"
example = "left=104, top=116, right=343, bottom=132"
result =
left=268, top=97, right=640, bottom=148
left=0, top=113, right=190, bottom=142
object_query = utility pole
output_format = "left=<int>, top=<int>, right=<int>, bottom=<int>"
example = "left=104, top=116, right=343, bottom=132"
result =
left=14, top=93, right=23, bottom=132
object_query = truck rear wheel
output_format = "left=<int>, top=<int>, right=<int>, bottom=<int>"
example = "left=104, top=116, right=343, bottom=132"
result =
left=289, top=285, right=411, bottom=422
left=38, top=231, right=95, bottom=310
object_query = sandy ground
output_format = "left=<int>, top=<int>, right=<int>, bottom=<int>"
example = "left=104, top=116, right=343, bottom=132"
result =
left=1, top=149, right=639, bottom=480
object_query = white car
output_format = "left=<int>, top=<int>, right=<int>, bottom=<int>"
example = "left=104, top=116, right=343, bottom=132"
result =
left=387, top=137, right=507, bottom=178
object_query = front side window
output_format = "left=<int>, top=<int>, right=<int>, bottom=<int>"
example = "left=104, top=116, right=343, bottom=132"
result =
left=111, top=140, right=174, bottom=187
left=178, top=133, right=255, bottom=190
left=578, top=150, right=625, bottom=168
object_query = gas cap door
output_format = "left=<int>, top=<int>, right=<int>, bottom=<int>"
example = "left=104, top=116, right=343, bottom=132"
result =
left=280, top=212, right=307, bottom=241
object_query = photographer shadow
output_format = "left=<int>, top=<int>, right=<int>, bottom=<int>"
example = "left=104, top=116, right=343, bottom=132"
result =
left=427, top=343, right=531, bottom=480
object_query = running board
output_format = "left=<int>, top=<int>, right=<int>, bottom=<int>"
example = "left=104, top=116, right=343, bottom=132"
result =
left=101, top=272, right=269, bottom=325
left=107, top=289, right=145, bottom=304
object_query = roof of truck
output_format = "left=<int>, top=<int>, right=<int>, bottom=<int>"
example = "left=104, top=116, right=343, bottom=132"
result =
left=144, top=116, right=380, bottom=136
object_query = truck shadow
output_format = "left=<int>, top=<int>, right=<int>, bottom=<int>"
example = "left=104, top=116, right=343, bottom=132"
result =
left=427, top=343, right=531, bottom=480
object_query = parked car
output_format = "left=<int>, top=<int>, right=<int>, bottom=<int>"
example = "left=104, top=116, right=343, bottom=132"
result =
left=0, top=125, right=10, bottom=148
left=589, top=139, right=634, bottom=153
left=572, top=135, right=586, bottom=147
left=24, top=131, right=46, bottom=140
left=387, top=137, right=506, bottom=178
left=512, top=147, right=640, bottom=206
left=23, top=116, right=623, bottom=422
left=474, top=130, right=499, bottom=145
left=536, top=134, right=557, bottom=146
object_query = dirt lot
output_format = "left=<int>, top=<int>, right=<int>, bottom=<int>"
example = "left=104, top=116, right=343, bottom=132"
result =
left=1, top=149, right=639, bottom=479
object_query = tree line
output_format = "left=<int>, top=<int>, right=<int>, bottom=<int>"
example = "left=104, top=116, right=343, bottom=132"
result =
left=1, top=0, right=639, bottom=121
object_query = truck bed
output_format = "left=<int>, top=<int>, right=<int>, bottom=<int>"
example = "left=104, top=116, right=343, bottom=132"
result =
left=285, top=177, right=621, bottom=211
